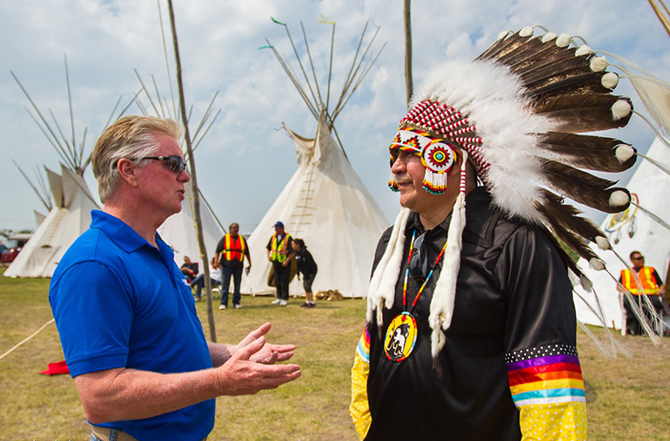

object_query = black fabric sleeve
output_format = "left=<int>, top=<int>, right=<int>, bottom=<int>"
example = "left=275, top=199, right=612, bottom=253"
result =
left=215, top=237, right=225, bottom=255
left=653, top=268, right=664, bottom=286
left=495, top=224, right=577, bottom=352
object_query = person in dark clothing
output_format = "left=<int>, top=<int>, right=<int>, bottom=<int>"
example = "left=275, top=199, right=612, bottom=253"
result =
left=190, top=257, right=222, bottom=302
left=350, top=26, right=638, bottom=441
left=617, top=251, right=666, bottom=335
left=266, top=221, right=294, bottom=306
left=180, top=255, right=199, bottom=283
left=214, top=223, right=251, bottom=310
left=292, top=238, right=318, bottom=308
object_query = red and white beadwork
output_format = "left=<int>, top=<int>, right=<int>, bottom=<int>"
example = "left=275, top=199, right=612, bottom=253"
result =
left=389, top=127, right=457, bottom=194
left=398, top=99, right=489, bottom=181
left=423, top=143, right=454, bottom=172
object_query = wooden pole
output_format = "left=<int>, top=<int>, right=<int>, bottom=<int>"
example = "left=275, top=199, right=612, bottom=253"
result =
left=648, top=0, right=670, bottom=38
left=404, top=0, right=413, bottom=107
left=166, top=0, right=217, bottom=342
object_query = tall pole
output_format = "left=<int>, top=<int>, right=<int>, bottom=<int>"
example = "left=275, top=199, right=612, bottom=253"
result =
left=166, top=0, right=217, bottom=342
left=404, top=0, right=413, bottom=107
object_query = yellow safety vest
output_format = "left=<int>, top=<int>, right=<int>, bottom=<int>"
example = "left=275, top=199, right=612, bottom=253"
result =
left=621, top=266, right=661, bottom=295
left=270, top=233, right=291, bottom=263
left=222, top=234, right=246, bottom=262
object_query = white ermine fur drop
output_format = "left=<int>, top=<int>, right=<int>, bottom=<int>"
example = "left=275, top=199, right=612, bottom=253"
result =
left=366, top=208, right=410, bottom=325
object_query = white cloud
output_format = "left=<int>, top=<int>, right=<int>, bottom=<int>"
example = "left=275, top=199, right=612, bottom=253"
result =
left=1, top=0, right=668, bottom=232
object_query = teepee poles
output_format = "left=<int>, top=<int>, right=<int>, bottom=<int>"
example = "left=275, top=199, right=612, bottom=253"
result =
left=157, top=0, right=178, bottom=120
left=273, top=18, right=322, bottom=113
left=10, top=58, right=134, bottom=177
left=300, top=22, right=325, bottom=109
left=264, top=40, right=319, bottom=120
left=12, top=160, right=52, bottom=212
left=319, top=16, right=336, bottom=113
left=166, top=0, right=217, bottom=342
left=404, top=0, right=413, bottom=107
left=330, top=24, right=383, bottom=123
left=265, top=17, right=384, bottom=160
left=648, top=0, right=670, bottom=38
left=64, top=54, right=78, bottom=165
left=10, top=70, right=82, bottom=174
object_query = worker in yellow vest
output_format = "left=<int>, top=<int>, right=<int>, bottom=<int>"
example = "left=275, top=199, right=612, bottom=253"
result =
left=214, top=223, right=251, bottom=310
left=617, top=251, right=666, bottom=335
left=266, top=221, right=295, bottom=306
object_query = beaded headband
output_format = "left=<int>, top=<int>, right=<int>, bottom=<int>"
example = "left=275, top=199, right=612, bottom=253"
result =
left=388, top=127, right=457, bottom=194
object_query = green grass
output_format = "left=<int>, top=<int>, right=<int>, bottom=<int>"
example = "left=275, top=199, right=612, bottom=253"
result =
left=1, top=267, right=669, bottom=440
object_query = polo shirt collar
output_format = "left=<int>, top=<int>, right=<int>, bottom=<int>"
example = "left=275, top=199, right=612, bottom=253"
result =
left=90, top=210, right=168, bottom=254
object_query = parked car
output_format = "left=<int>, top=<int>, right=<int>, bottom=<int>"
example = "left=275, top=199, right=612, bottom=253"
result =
left=0, top=245, right=22, bottom=263
left=0, top=233, right=31, bottom=264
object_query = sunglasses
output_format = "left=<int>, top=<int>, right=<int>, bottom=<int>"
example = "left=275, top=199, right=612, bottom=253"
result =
left=632, top=256, right=644, bottom=261
left=138, top=155, right=187, bottom=173
left=409, top=232, right=428, bottom=281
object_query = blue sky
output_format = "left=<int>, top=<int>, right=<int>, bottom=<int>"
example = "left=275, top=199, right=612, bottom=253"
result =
left=1, top=0, right=668, bottom=233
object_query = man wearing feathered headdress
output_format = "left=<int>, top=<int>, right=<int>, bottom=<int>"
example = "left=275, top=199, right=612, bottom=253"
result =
left=350, top=25, right=640, bottom=440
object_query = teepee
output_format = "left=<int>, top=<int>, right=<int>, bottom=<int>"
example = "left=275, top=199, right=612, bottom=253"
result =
left=157, top=182, right=224, bottom=267
left=5, top=165, right=100, bottom=278
left=574, top=137, right=670, bottom=331
left=242, top=19, right=388, bottom=297
left=4, top=59, right=121, bottom=278
left=574, top=2, right=670, bottom=334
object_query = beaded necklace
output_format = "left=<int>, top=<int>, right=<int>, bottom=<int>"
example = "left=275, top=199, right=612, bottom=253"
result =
left=384, top=230, right=449, bottom=362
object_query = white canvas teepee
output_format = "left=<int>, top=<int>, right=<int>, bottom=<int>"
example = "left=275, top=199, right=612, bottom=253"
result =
left=7, top=60, right=128, bottom=279
left=242, top=20, right=388, bottom=297
left=5, top=165, right=99, bottom=278
left=157, top=181, right=224, bottom=269
left=242, top=116, right=388, bottom=297
left=574, top=137, right=670, bottom=329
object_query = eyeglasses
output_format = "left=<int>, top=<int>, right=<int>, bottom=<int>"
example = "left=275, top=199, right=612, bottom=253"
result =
left=137, top=155, right=187, bottom=173
left=409, top=232, right=428, bottom=281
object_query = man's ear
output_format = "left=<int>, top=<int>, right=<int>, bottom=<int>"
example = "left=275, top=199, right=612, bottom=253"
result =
left=116, top=158, right=139, bottom=187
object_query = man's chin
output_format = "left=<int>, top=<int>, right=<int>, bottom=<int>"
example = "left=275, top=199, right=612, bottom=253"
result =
left=398, top=195, right=415, bottom=210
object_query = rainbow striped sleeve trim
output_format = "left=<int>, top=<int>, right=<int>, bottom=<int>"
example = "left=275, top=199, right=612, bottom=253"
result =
left=506, top=344, right=585, bottom=407
left=356, top=326, right=371, bottom=364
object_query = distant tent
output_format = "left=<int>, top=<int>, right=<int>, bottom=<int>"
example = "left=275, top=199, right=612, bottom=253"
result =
left=157, top=181, right=224, bottom=268
left=5, top=165, right=99, bottom=278
left=6, top=60, right=124, bottom=278
left=33, top=211, right=46, bottom=227
left=574, top=137, right=670, bottom=330
left=242, top=19, right=387, bottom=297
left=575, top=3, right=670, bottom=336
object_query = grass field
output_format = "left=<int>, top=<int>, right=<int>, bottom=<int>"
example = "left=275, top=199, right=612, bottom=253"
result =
left=1, top=267, right=669, bottom=440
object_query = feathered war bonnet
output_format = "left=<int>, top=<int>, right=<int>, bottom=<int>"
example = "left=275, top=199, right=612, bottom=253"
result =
left=370, top=26, right=638, bottom=366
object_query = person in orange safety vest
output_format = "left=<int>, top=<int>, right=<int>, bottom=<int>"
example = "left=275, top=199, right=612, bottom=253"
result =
left=214, top=223, right=251, bottom=310
left=617, top=251, right=666, bottom=335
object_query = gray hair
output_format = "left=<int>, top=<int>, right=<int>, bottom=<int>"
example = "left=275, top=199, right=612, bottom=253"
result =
left=92, top=116, right=182, bottom=203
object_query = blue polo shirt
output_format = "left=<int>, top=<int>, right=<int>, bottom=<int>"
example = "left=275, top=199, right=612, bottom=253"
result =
left=50, top=210, right=214, bottom=441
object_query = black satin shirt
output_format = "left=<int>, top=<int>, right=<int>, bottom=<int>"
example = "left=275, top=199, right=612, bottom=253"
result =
left=365, top=187, right=577, bottom=441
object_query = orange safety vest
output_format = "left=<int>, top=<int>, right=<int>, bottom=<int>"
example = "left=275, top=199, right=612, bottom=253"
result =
left=221, top=234, right=246, bottom=262
left=620, top=266, right=661, bottom=295
left=270, top=233, right=291, bottom=263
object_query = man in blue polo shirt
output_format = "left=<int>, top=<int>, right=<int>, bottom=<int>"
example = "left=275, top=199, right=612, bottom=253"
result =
left=49, top=116, right=301, bottom=441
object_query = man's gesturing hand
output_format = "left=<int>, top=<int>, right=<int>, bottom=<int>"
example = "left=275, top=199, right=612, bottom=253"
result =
left=216, top=324, right=300, bottom=395
left=235, top=323, right=296, bottom=364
